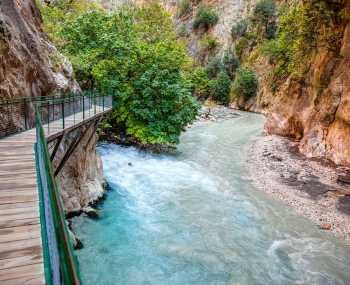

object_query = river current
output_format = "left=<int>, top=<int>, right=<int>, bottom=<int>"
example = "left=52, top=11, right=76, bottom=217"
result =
left=73, top=111, right=350, bottom=285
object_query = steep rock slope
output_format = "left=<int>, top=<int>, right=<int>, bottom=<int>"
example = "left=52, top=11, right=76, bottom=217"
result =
left=166, top=0, right=350, bottom=167
left=0, top=0, right=105, bottom=215
left=0, top=0, right=79, bottom=132
left=264, top=8, right=350, bottom=166
left=165, top=0, right=256, bottom=58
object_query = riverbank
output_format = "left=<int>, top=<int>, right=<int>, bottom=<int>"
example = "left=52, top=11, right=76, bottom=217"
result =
left=247, top=134, right=350, bottom=242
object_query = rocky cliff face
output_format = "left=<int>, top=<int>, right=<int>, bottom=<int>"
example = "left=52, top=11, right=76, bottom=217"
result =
left=164, top=0, right=255, bottom=59
left=53, top=125, right=105, bottom=215
left=0, top=0, right=105, bottom=214
left=264, top=8, right=350, bottom=166
left=166, top=0, right=350, bottom=167
left=0, top=0, right=79, bottom=133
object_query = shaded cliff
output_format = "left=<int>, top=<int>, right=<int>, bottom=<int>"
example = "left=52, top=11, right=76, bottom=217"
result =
left=263, top=1, right=350, bottom=166
left=0, top=0, right=105, bottom=215
left=0, top=0, right=79, bottom=133
left=165, top=0, right=350, bottom=167
left=53, top=126, right=105, bottom=215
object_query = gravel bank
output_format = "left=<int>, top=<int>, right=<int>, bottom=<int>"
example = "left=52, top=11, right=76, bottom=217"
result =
left=247, top=134, right=350, bottom=242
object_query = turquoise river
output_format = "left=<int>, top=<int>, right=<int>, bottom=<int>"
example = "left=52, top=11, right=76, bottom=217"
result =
left=73, top=111, right=350, bottom=285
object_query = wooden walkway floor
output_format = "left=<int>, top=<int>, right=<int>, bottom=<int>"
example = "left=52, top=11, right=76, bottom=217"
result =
left=0, top=105, right=110, bottom=284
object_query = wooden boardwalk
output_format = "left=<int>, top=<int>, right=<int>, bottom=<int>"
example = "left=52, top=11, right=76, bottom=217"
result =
left=0, top=105, right=110, bottom=284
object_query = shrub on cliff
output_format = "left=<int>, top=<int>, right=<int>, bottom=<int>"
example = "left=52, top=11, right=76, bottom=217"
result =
left=222, top=49, right=240, bottom=79
left=200, top=35, right=219, bottom=52
left=261, top=0, right=343, bottom=85
left=210, top=71, right=232, bottom=105
left=231, top=67, right=258, bottom=101
left=178, top=0, right=191, bottom=17
left=253, top=0, right=276, bottom=23
left=206, top=57, right=224, bottom=79
left=231, top=20, right=248, bottom=40
left=186, top=67, right=212, bottom=100
left=193, top=6, right=219, bottom=30
left=47, top=2, right=199, bottom=145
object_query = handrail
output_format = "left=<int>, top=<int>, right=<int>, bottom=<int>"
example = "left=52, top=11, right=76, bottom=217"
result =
left=35, top=109, right=82, bottom=285
left=0, top=91, right=107, bottom=105
left=0, top=91, right=113, bottom=138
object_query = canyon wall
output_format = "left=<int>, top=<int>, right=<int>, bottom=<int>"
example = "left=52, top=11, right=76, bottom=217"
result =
left=165, top=0, right=350, bottom=167
left=263, top=4, right=350, bottom=166
left=0, top=0, right=79, bottom=133
left=53, top=125, right=105, bottom=215
left=0, top=0, right=105, bottom=214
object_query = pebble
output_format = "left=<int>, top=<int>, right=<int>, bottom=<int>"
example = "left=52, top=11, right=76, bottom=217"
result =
left=319, top=223, right=332, bottom=230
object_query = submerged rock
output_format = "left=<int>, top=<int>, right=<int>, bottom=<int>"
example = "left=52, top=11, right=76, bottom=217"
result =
left=82, top=206, right=99, bottom=219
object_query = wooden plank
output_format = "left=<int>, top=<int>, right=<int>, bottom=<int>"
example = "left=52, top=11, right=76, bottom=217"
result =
left=0, top=194, right=38, bottom=205
left=0, top=218, right=40, bottom=229
left=0, top=184, right=37, bottom=191
left=0, top=238, right=42, bottom=260
left=0, top=263, right=43, bottom=281
left=0, top=201, right=38, bottom=211
left=0, top=252, right=42, bottom=270
left=0, top=224, right=41, bottom=243
left=0, top=274, right=43, bottom=285
left=0, top=207, right=39, bottom=222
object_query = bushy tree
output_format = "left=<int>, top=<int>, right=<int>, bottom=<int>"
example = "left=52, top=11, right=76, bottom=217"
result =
left=193, top=6, right=219, bottom=30
left=231, top=67, right=258, bottom=100
left=186, top=67, right=212, bottom=99
left=211, top=71, right=231, bottom=105
left=178, top=0, right=191, bottom=17
left=206, top=57, right=224, bottom=79
left=231, top=19, right=248, bottom=39
left=44, top=2, right=199, bottom=145
left=222, top=49, right=240, bottom=79
left=253, top=0, right=276, bottom=22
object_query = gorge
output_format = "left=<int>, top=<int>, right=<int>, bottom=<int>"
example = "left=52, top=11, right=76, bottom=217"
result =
left=0, top=0, right=350, bottom=284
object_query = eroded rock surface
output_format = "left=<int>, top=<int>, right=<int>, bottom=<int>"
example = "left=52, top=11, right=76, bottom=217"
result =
left=0, top=0, right=79, bottom=133
left=53, top=125, right=105, bottom=215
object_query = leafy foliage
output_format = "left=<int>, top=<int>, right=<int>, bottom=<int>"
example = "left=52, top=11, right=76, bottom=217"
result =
left=43, top=1, right=199, bottom=145
left=206, top=57, right=224, bottom=79
left=38, top=0, right=101, bottom=47
left=186, top=67, right=212, bottom=99
left=261, top=1, right=344, bottom=84
left=193, top=6, right=219, bottom=30
left=231, top=68, right=258, bottom=100
left=210, top=71, right=232, bottom=105
left=231, top=19, right=248, bottom=39
left=178, top=0, right=191, bottom=17
left=222, top=49, right=240, bottom=79
left=200, top=35, right=219, bottom=52
left=253, top=0, right=276, bottom=22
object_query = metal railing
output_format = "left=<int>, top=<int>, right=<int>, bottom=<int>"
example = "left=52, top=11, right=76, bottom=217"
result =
left=0, top=91, right=113, bottom=138
left=35, top=110, right=82, bottom=285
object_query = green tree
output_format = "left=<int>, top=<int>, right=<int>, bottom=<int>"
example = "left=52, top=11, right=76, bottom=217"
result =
left=211, top=71, right=231, bottom=105
left=44, top=2, right=199, bottom=146
left=231, top=67, right=258, bottom=100
left=193, top=6, right=219, bottom=30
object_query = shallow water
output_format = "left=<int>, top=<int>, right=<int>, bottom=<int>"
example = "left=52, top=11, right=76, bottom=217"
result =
left=73, top=111, right=350, bottom=285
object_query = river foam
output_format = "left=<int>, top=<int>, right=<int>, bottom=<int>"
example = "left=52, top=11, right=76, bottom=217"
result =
left=74, top=112, right=350, bottom=285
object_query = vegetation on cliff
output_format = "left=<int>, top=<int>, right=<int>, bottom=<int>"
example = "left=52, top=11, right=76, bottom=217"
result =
left=232, top=0, right=345, bottom=92
left=39, top=0, right=199, bottom=146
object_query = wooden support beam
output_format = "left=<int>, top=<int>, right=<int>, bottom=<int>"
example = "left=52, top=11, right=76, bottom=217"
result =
left=54, top=120, right=95, bottom=177
left=50, top=133, right=64, bottom=162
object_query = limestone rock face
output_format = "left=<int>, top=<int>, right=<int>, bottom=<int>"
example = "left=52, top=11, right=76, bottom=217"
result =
left=54, top=125, right=105, bottom=214
left=264, top=9, right=350, bottom=166
left=164, top=0, right=256, bottom=59
left=0, top=0, right=79, bottom=133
